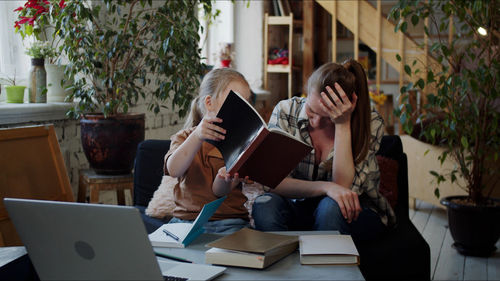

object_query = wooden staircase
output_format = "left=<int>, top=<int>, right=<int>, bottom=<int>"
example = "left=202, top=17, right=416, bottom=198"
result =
left=316, top=0, right=439, bottom=93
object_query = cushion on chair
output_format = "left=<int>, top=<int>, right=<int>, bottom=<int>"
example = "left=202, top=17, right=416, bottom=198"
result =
left=145, top=175, right=177, bottom=219
left=376, top=155, right=399, bottom=209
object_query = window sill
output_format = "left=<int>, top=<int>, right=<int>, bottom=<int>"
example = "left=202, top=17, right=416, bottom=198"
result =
left=0, top=102, right=75, bottom=125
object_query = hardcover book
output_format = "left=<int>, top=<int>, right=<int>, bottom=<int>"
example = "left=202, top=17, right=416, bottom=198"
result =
left=299, top=234, right=360, bottom=265
left=207, top=90, right=312, bottom=188
left=205, top=228, right=299, bottom=269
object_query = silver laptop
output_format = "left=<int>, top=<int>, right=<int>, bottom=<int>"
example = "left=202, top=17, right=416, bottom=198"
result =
left=4, top=198, right=225, bottom=281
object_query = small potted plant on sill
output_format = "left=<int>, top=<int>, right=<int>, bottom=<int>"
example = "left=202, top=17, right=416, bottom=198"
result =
left=390, top=0, right=499, bottom=257
left=24, top=40, right=56, bottom=103
left=214, top=43, right=234, bottom=68
left=54, top=0, right=215, bottom=175
left=14, top=0, right=72, bottom=103
left=0, top=71, right=27, bottom=104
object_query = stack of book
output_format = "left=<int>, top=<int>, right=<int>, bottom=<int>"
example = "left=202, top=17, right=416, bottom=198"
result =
left=205, top=228, right=299, bottom=269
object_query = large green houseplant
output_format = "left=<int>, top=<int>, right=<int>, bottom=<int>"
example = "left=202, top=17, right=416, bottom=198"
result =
left=390, top=0, right=499, bottom=256
left=54, top=0, right=214, bottom=174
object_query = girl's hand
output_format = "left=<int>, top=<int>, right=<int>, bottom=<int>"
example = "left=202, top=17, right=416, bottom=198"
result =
left=323, top=182, right=362, bottom=223
left=217, top=167, right=249, bottom=187
left=319, top=82, right=358, bottom=124
left=194, top=114, right=226, bottom=142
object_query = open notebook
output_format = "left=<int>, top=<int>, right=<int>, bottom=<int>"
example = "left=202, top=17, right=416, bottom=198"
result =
left=149, top=196, right=226, bottom=248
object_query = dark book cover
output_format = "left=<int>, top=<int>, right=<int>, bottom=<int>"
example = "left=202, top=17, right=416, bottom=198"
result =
left=207, top=91, right=312, bottom=188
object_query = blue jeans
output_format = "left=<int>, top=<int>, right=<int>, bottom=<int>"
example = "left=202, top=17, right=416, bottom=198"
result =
left=252, top=193, right=386, bottom=241
left=168, top=217, right=250, bottom=234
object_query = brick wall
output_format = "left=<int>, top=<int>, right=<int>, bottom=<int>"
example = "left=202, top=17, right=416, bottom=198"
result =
left=0, top=102, right=185, bottom=204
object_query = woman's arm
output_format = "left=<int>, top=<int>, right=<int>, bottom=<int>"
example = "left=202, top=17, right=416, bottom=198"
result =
left=319, top=83, right=357, bottom=189
left=332, top=122, right=355, bottom=188
left=273, top=177, right=361, bottom=223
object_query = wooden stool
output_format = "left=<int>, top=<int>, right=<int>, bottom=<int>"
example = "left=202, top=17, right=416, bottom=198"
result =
left=77, top=169, right=133, bottom=205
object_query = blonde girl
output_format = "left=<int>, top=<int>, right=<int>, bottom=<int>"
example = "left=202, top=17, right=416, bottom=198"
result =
left=164, top=68, right=252, bottom=233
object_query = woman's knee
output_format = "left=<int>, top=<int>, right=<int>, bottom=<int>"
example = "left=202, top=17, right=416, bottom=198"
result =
left=313, top=197, right=349, bottom=232
left=315, top=197, right=344, bottom=219
left=251, top=193, right=289, bottom=231
left=252, top=193, right=284, bottom=210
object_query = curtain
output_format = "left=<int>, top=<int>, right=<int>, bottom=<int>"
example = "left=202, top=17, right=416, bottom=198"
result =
left=0, top=1, right=31, bottom=86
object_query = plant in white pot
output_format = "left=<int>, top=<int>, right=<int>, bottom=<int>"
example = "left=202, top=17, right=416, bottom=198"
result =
left=0, top=71, right=27, bottom=104
left=390, top=0, right=499, bottom=256
left=53, top=0, right=215, bottom=175
left=14, top=0, right=72, bottom=102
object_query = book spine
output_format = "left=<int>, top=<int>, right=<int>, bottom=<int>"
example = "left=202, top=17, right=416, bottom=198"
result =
left=228, top=127, right=269, bottom=174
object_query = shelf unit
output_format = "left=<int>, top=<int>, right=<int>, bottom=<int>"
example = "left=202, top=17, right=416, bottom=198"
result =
left=263, top=13, right=298, bottom=99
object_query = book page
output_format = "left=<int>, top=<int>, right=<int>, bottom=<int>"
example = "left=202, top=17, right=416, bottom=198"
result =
left=268, top=127, right=309, bottom=146
left=149, top=223, right=192, bottom=247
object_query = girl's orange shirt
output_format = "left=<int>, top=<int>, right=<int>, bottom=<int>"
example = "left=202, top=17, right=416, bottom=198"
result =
left=164, top=127, right=249, bottom=221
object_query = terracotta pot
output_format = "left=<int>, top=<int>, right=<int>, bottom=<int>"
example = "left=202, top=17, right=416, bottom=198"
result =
left=441, top=195, right=500, bottom=257
left=80, top=113, right=145, bottom=175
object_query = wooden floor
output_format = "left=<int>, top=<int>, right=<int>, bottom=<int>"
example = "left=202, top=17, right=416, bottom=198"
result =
left=409, top=200, right=500, bottom=281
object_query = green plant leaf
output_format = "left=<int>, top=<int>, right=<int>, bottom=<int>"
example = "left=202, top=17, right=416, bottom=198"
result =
left=461, top=136, right=469, bottom=149
left=434, top=188, right=440, bottom=199
left=416, top=78, right=425, bottom=89
left=401, top=21, right=408, bottom=33
left=396, top=54, right=402, bottom=62
left=411, top=14, right=419, bottom=26
left=404, top=65, right=412, bottom=76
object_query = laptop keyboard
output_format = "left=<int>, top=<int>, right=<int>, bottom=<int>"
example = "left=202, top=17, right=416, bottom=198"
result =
left=163, top=275, right=188, bottom=281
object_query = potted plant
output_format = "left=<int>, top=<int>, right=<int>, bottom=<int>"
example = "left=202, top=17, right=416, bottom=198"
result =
left=214, top=43, right=234, bottom=68
left=24, top=40, right=56, bottom=103
left=0, top=71, right=27, bottom=103
left=390, top=0, right=499, bottom=256
left=53, top=0, right=214, bottom=174
left=14, top=0, right=72, bottom=102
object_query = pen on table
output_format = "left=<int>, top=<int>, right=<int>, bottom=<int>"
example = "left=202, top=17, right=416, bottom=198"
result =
left=163, top=229, right=180, bottom=241
left=154, top=251, right=193, bottom=263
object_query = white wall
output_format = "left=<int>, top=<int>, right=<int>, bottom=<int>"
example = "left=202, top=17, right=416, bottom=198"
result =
left=234, top=1, right=264, bottom=90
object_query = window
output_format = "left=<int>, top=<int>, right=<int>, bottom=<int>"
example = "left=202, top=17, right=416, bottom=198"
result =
left=0, top=1, right=31, bottom=93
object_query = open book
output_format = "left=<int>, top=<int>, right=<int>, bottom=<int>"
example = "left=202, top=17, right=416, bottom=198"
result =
left=207, top=90, right=312, bottom=188
left=205, top=228, right=299, bottom=269
left=148, top=196, right=226, bottom=248
left=299, top=234, right=360, bottom=265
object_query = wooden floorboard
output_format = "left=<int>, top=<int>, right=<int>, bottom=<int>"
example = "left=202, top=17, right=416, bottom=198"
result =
left=420, top=206, right=448, bottom=280
left=433, top=228, right=465, bottom=280
left=487, top=240, right=500, bottom=281
left=412, top=200, right=500, bottom=281
left=464, top=256, right=488, bottom=280
left=411, top=200, right=433, bottom=233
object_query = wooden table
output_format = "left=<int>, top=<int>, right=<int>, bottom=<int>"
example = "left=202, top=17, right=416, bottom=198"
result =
left=77, top=169, right=133, bottom=205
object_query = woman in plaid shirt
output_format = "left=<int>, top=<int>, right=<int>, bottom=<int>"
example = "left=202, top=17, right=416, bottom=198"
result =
left=252, top=60, right=395, bottom=241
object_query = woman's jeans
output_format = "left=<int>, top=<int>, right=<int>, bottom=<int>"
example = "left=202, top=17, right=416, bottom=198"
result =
left=168, top=217, right=250, bottom=234
left=252, top=193, right=386, bottom=241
